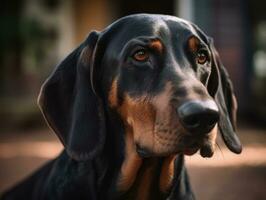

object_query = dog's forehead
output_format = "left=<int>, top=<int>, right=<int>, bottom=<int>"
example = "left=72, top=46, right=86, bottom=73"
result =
left=103, top=14, right=195, bottom=47
left=109, top=14, right=192, bottom=30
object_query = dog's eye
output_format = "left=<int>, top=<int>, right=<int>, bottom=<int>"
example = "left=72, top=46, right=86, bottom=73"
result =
left=133, top=49, right=149, bottom=62
left=196, top=50, right=208, bottom=65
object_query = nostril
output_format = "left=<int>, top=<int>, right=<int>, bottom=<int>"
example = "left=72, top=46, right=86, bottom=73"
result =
left=207, top=118, right=216, bottom=127
left=183, top=115, right=200, bottom=128
left=206, top=112, right=219, bottom=127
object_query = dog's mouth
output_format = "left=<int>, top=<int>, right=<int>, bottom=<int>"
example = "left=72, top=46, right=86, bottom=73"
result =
left=181, top=142, right=214, bottom=157
left=136, top=144, right=154, bottom=158
left=179, top=135, right=215, bottom=157
left=182, top=145, right=200, bottom=156
left=136, top=133, right=216, bottom=158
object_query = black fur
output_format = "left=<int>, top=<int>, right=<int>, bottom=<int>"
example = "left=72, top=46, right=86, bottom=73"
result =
left=1, top=14, right=241, bottom=200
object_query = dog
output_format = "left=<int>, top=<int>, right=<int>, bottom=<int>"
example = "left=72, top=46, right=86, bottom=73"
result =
left=1, top=14, right=242, bottom=200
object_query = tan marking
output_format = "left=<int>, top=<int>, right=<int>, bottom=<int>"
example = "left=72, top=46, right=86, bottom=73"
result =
left=160, top=155, right=176, bottom=192
left=136, top=159, right=158, bottom=200
left=118, top=94, right=156, bottom=150
left=116, top=82, right=186, bottom=157
left=108, top=78, right=118, bottom=108
left=116, top=94, right=157, bottom=192
left=202, top=124, right=218, bottom=156
left=188, top=36, right=200, bottom=52
left=115, top=83, right=187, bottom=192
left=151, top=82, right=173, bottom=112
left=208, top=124, right=218, bottom=149
left=117, top=127, right=142, bottom=191
left=151, top=82, right=186, bottom=154
left=149, top=39, right=163, bottom=53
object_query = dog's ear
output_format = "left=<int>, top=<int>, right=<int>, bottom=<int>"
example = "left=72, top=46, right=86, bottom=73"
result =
left=207, top=38, right=242, bottom=154
left=38, top=31, right=106, bottom=161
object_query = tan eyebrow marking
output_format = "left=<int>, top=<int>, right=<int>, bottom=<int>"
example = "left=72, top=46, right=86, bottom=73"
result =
left=188, top=36, right=200, bottom=52
left=149, top=39, right=163, bottom=53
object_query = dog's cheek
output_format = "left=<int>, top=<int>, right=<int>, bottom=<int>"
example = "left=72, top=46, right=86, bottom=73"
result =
left=117, top=94, right=156, bottom=149
left=151, top=82, right=184, bottom=152
left=128, top=101, right=155, bottom=147
left=153, top=109, right=185, bottom=154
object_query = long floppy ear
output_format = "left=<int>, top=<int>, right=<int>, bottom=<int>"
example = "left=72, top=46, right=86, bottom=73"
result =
left=208, top=39, right=242, bottom=154
left=38, top=31, right=106, bottom=161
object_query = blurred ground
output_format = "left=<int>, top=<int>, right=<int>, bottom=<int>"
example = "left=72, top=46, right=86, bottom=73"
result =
left=0, top=126, right=265, bottom=200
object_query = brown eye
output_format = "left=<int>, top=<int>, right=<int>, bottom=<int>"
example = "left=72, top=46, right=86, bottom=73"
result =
left=196, top=50, right=208, bottom=64
left=133, top=49, right=149, bottom=62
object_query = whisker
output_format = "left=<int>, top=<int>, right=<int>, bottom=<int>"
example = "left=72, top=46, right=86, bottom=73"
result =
left=216, top=142, right=224, bottom=159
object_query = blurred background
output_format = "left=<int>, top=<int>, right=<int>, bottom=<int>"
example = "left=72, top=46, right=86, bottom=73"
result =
left=0, top=0, right=266, bottom=199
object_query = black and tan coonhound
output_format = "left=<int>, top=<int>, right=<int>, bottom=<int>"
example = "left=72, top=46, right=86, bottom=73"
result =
left=1, top=14, right=242, bottom=200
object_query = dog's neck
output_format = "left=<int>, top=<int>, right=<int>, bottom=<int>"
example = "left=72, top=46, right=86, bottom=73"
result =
left=116, top=127, right=176, bottom=199
left=104, top=109, right=177, bottom=199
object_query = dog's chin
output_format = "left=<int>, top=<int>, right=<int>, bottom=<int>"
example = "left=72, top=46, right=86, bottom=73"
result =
left=136, top=144, right=177, bottom=158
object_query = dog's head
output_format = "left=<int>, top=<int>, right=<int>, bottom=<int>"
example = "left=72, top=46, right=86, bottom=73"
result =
left=38, top=14, right=242, bottom=161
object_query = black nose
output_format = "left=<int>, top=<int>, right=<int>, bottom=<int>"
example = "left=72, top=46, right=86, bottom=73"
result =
left=177, top=100, right=219, bottom=134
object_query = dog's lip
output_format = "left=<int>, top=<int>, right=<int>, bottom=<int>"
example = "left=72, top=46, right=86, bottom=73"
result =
left=136, top=144, right=153, bottom=158
left=180, top=135, right=213, bottom=156
left=199, top=143, right=214, bottom=158
left=181, top=140, right=215, bottom=157
left=182, top=142, right=201, bottom=155
left=180, top=137, right=200, bottom=156
left=183, top=147, right=199, bottom=155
